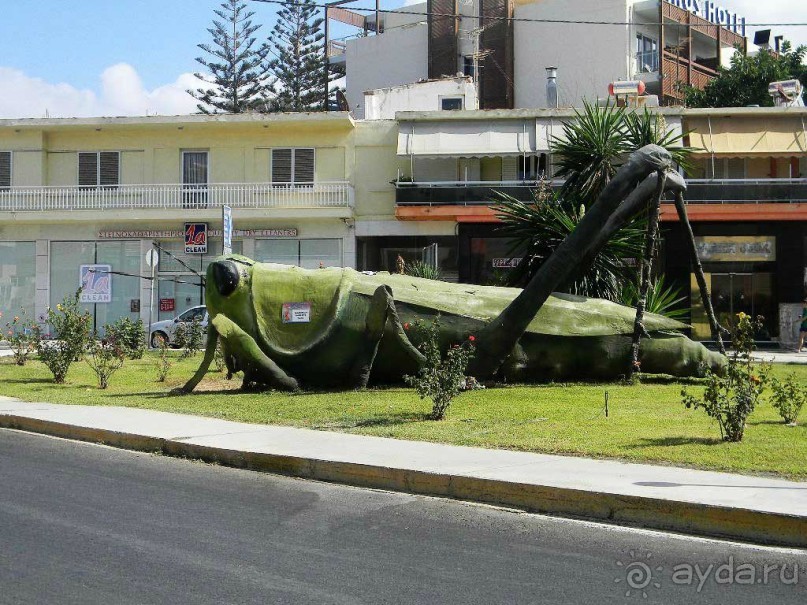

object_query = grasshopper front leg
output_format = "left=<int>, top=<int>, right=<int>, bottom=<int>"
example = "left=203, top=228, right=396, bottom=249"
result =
left=177, top=324, right=219, bottom=394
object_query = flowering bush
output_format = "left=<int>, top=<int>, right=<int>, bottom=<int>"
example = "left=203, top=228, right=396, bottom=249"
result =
left=85, top=336, right=126, bottom=389
left=769, top=373, right=806, bottom=425
left=682, top=313, right=769, bottom=442
left=174, top=317, right=204, bottom=359
left=105, top=317, right=146, bottom=360
left=155, top=337, right=173, bottom=382
left=403, top=317, right=476, bottom=421
left=3, top=310, right=38, bottom=366
left=34, top=290, right=92, bottom=383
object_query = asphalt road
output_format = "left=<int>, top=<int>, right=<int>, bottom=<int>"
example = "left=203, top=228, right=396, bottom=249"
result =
left=0, top=429, right=805, bottom=605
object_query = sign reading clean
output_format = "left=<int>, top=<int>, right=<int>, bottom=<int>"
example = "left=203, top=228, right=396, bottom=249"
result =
left=185, top=223, right=208, bottom=254
left=79, top=265, right=112, bottom=303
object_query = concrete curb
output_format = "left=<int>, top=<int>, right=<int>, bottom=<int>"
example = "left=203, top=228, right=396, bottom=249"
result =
left=2, top=413, right=806, bottom=549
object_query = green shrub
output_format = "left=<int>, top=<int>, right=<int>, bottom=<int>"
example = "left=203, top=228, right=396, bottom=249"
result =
left=403, top=317, right=476, bottom=420
left=3, top=309, right=38, bottom=366
left=155, top=338, right=173, bottom=382
left=682, top=313, right=769, bottom=442
left=34, top=290, right=92, bottom=383
left=769, top=373, right=806, bottom=425
left=105, top=317, right=146, bottom=359
left=85, top=336, right=126, bottom=389
left=175, top=317, right=204, bottom=360
left=405, top=261, right=441, bottom=281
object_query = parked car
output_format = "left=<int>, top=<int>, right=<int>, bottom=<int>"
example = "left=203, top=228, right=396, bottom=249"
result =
left=149, top=305, right=208, bottom=348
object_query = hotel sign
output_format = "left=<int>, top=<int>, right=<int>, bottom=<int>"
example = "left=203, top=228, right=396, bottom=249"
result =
left=668, top=0, right=747, bottom=36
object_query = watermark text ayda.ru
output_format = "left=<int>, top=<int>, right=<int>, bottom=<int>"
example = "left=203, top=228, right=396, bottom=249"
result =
left=616, top=552, right=801, bottom=597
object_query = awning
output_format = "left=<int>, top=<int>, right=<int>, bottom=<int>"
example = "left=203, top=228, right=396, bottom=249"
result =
left=397, top=120, right=551, bottom=157
left=687, top=116, right=807, bottom=157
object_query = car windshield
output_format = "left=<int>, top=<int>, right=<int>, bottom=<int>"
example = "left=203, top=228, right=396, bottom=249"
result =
left=178, top=307, right=205, bottom=322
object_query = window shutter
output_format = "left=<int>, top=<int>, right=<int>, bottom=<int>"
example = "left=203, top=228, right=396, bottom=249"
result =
left=501, top=156, right=517, bottom=181
left=293, top=148, right=315, bottom=184
left=0, top=152, right=10, bottom=188
left=78, top=152, right=99, bottom=188
left=271, top=149, right=292, bottom=183
left=99, top=152, right=120, bottom=187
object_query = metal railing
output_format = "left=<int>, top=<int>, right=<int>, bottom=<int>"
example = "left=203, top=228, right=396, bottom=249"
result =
left=0, top=181, right=354, bottom=212
left=685, top=179, right=807, bottom=204
left=395, top=180, right=563, bottom=206
left=394, top=179, right=807, bottom=206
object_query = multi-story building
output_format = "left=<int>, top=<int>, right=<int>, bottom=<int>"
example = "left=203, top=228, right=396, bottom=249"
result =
left=0, top=112, right=372, bottom=329
left=338, top=0, right=749, bottom=116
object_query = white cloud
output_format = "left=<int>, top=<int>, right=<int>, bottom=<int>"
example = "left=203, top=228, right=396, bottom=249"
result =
left=0, top=63, right=200, bottom=119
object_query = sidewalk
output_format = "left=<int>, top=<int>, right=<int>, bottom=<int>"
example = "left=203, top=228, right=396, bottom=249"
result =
left=1, top=396, right=805, bottom=549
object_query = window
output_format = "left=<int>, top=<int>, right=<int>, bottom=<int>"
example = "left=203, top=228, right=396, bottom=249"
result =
left=0, top=152, right=11, bottom=188
left=440, top=97, right=464, bottom=111
left=255, top=238, right=342, bottom=269
left=271, top=148, right=315, bottom=185
left=463, top=56, right=475, bottom=79
left=518, top=154, right=548, bottom=181
left=182, top=150, right=208, bottom=208
left=78, top=151, right=119, bottom=189
left=636, top=34, right=659, bottom=72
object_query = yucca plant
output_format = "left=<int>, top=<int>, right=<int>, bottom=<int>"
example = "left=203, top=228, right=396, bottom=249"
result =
left=406, top=261, right=441, bottom=281
left=619, top=274, right=689, bottom=320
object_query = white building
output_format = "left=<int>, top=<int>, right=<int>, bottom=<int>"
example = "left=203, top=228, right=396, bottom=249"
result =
left=338, top=0, right=749, bottom=114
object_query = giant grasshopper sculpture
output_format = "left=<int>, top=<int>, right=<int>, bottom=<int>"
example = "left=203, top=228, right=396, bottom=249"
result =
left=180, top=145, right=727, bottom=392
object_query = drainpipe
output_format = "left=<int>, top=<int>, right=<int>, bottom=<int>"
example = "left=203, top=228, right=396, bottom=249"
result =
left=708, top=115, right=715, bottom=178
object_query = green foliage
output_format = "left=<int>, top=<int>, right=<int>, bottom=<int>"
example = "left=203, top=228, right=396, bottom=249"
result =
left=619, top=275, right=689, bottom=320
left=3, top=310, right=37, bottom=366
left=685, top=42, right=807, bottom=108
left=155, top=339, right=173, bottom=382
left=495, top=184, right=644, bottom=300
left=175, top=317, right=204, bottom=359
left=403, top=317, right=476, bottom=420
left=214, top=340, right=226, bottom=373
left=682, top=313, right=769, bottom=442
left=769, top=373, right=806, bottom=425
left=405, top=261, right=441, bottom=281
left=85, top=336, right=126, bottom=389
left=105, top=317, right=146, bottom=360
left=265, top=0, right=335, bottom=111
left=34, top=290, right=92, bottom=383
left=189, top=0, right=272, bottom=113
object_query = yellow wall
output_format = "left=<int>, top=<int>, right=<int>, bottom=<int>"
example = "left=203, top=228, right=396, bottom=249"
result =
left=353, top=120, right=398, bottom=218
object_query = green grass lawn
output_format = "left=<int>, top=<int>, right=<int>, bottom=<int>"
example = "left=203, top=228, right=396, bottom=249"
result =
left=1, top=353, right=805, bottom=479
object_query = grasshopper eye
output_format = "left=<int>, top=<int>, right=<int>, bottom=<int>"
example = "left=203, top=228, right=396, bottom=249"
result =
left=211, top=260, right=240, bottom=297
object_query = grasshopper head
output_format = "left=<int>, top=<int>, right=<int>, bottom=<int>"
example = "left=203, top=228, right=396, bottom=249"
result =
left=206, top=255, right=254, bottom=320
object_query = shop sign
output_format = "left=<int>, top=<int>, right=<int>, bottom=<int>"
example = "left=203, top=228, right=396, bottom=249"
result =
left=159, top=298, right=176, bottom=312
left=222, top=205, right=233, bottom=256
left=98, top=228, right=298, bottom=239
left=668, top=0, right=746, bottom=36
left=130, top=299, right=140, bottom=313
left=695, top=236, right=776, bottom=262
left=79, top=264, right=112, bottom=303
left=282, top=302, right=311, bottom=324
left=492, top=258, right=522, bottom=269
left=184, top=223, right=208, bottom=254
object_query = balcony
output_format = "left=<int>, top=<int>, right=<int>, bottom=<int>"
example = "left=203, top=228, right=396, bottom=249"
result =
left=395, top=181, right=562, bottom=206
left=0, top=182, right=354, bottom=212
left=684, top=179, right=807, bottom=204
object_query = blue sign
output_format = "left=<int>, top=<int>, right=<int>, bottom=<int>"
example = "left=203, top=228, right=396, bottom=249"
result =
left=222, top=205, right=233, bottom=256
left=668, top=0, right=747, bottom=36
left=79, top=264, right=112, bottom=303
left=184, top=222, right=208, bottom=254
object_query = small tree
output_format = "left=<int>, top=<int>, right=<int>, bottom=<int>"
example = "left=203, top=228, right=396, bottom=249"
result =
left=265, top=0, right=334, bottom=111
left=85, top=336, right=125, bottom=389
left=155, top=338, right=173, bottom=383
left=3, top=310, right=38, bottom=366
left=34, top=291, right=92, bottom=383
left=769, top=374, right=806, bottom=425
left=189, top=0, right=272, bottom=113
left=403, top=318, right=476, bottom=421
left=682, top=313, right=769, bottom=442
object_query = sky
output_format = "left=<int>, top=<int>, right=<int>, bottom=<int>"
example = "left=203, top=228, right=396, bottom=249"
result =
left=0, top=0, right=803, bottom=119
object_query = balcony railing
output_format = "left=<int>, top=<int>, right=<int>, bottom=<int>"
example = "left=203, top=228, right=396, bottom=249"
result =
left=395, top=179, right=807, bottom=206
left=0, top=181, right=354, bottom=212
left=684, top=179, right=807, bottom=204
left=395, top=180, right=562, bottom=206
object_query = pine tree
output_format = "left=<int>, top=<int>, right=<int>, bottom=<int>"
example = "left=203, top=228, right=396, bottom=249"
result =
left=265, top=0, right=337, bottom=112
left=189, top=0, right=272, bottom=114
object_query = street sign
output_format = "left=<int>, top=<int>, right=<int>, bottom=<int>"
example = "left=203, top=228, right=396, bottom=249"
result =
left=222, top=205, right=233, bottom=256
left=184, top=222, right=208, bottom=254
left=145, top=249, right=159, bottom=267
left=79, top=264, right=112, bottom=303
